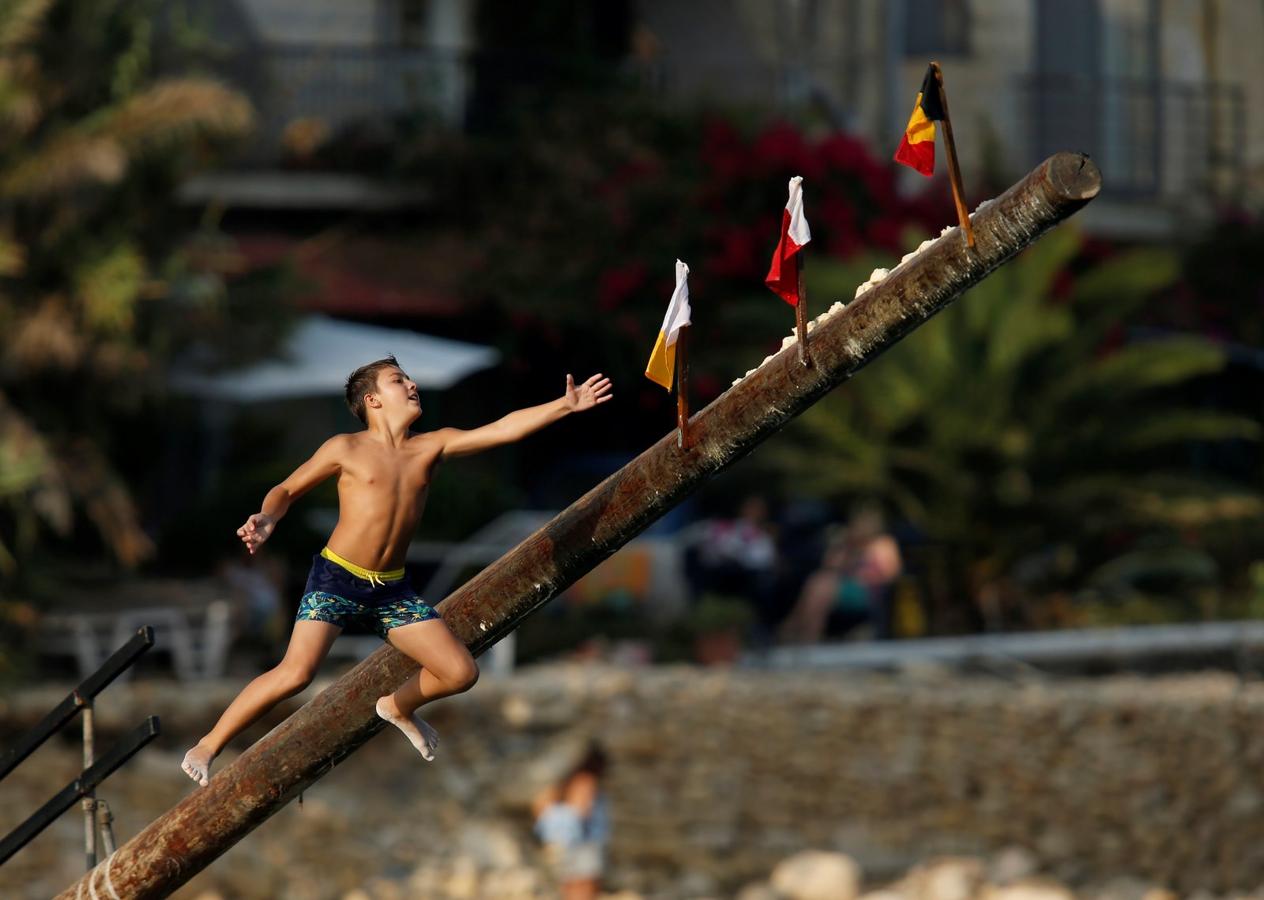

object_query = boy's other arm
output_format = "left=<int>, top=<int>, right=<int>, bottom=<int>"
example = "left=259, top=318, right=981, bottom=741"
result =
left=237, top=435, right=347, bottom=553
left=436, top=373, right=612, bottom=460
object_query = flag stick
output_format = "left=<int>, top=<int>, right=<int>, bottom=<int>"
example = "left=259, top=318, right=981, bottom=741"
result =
left=675, top=325, right=691, bottom=450
left=931, top=61, right=975, bottom=248
left=795, top=254, right=813, bottom=367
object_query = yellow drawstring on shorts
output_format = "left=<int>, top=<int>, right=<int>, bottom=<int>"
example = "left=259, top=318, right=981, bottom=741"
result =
left=321, top=546, right=404, bottom=587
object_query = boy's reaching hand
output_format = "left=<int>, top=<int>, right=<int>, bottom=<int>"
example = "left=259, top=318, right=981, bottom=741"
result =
left=237, top=513, right=276, bottom=554
left=564, top=373, right=613, bottom=413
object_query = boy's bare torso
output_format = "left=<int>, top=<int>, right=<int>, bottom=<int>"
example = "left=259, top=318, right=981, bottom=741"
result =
left=326, top=431, right=444, bottom=571
left=236, top=369, right=611, bottom=569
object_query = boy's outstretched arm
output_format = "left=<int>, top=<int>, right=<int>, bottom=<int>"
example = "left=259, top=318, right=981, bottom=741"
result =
left=436, top=373, right=612, bottom=460
left=237, top=435, right=347, bottom=554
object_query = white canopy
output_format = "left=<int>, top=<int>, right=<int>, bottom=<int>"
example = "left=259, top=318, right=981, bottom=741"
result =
left=172, top=315, right=500, bottom=402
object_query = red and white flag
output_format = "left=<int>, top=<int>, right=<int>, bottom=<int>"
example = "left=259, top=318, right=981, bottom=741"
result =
left=765, top=175, right=812, bottom=306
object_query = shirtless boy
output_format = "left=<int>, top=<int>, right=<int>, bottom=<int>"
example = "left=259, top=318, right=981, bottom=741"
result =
left=181, top=357, right=613, bottom=786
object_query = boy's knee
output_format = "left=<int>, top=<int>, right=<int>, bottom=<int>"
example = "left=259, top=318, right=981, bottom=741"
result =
left=452, top=659, right=479, bottom=693
left=276, top=663, right=316, bottom=695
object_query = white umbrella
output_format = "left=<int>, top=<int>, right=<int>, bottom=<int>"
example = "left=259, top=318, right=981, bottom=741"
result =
left=172, top=315, right=500, bottom=402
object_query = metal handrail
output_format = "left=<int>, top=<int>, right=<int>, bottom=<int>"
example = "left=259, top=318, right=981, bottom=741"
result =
left=0, top=718, right=160, bottom=866
left=0, top=627, right=159, bottom=870
left=0, top=627, right=154, bottom=782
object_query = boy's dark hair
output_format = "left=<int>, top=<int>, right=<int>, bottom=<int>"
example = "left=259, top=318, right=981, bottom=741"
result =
left=345, top=355, right=400, bottom=424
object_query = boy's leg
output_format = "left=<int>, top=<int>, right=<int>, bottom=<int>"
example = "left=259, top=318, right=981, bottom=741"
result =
left=376, top=619, right=478, bottom=761
left=181, top=620, right=341, bottom=785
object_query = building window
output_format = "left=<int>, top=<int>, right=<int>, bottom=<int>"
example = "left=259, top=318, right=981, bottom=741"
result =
left=905, top=0, right=971, bottom=57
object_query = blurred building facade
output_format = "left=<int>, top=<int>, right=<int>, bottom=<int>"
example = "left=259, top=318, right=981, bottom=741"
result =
left=637, top=0, right=1264, bottom=234
left=166, top=0, right=1263, bottom=239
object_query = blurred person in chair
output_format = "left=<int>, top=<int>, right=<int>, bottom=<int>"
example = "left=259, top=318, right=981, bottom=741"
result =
left=780, top=503, right=902, bottom=643
left=684, top=495, right=779, bottom=608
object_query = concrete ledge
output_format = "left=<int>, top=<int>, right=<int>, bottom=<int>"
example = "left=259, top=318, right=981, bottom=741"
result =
left=757, top=620, right=1264, bottom=671
left=178, top=171, right=432, bottom=211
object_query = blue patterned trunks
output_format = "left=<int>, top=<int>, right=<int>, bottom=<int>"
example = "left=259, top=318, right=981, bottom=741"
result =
left=295, top=547, right=440, bottom=638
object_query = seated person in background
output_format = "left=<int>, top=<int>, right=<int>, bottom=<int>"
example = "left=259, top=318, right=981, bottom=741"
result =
left=779, top=504, right=902, bottom=643
left=684, top=495, right=778, bottom=605
left=532, top=743, right=611, bottom=900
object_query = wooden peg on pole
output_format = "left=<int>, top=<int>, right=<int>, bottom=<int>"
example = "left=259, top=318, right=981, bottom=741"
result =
left=676, top=325, right=691, bottom=450
left=931, top=61, right=975, bottom=248
left=795, top=254, right=813, bottom=367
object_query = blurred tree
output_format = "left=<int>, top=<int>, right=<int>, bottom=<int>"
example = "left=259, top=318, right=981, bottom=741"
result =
left=0, top=0, right=252, bottom=577
left=763, top=227, right=1263, bottom=629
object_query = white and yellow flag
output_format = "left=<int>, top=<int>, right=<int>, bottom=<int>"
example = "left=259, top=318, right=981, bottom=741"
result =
left=645, top=259, right=692, bottom=391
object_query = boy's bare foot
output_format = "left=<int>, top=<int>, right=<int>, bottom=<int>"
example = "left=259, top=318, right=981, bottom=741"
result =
left=375, top=696, right=439, bottom=762
left=181, top=743, right=217, bottom=787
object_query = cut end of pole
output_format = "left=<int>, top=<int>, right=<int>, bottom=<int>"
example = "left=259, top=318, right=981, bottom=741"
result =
left=1046, top=152, right=1103, bottom=202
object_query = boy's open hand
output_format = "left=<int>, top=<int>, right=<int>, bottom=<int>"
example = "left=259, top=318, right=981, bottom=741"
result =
left=564, top=373, right=613, bottom=412
left=237, top=513, right=275, bottom=554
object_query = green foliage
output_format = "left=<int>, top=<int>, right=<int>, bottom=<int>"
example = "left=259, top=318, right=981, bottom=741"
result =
left=764, top=228, right=1262, bottom=624
left=0, top=0, right=254, bottom=580
left=74, top=241, right=146, bottom=334
left=685, top=593, right=755, bottom=633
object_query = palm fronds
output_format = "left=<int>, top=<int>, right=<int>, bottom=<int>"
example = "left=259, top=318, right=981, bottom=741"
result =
left=767, top=228, right=1260, bottom=614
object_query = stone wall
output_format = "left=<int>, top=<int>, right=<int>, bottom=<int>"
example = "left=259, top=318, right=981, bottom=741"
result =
left=481, top=667, right=1264, bottom=894
left=2, top=666, right=1261, bottom=898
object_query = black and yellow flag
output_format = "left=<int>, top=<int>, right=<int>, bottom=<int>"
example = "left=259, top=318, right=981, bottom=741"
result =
left=894, top=64, right=946, bottom=176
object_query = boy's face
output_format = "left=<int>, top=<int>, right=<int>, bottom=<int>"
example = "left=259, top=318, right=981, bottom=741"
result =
left=371, top=366, right=421, bottom=423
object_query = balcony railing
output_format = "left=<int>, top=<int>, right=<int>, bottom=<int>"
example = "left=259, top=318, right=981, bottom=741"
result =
left=176, top=42, right=1250, bottom=212
left=169, top=41, right=850, bottom=168
left=168, top=42, right=470, bottom=165
left=1019, top=75, right=1245, bottom=202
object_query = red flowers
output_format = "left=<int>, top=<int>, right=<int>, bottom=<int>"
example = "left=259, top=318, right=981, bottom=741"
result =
left=695, top=120, right=944, bottom=271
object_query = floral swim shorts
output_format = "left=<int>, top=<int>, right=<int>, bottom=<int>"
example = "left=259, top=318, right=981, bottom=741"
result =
left=295, top=547, right=441, bottom=638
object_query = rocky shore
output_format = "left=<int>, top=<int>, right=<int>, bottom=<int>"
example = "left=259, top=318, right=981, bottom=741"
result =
left=2, top=664, right=1262, bottom=899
